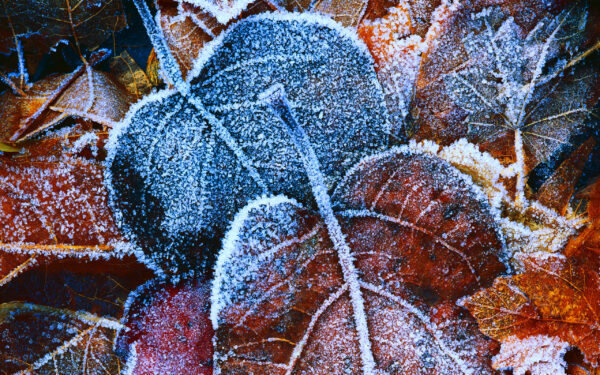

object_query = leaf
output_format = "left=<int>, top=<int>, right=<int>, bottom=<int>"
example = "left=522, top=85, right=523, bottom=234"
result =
left=461, top=252, right=600, bottom=367
left=115, top=278, right=213, bottom=374
left=312, top=0, right=368, bottom=28
left=110, top=50, right=154, bottom=99
left=0, top=0, right=127, bottom=55
left=106, top=14, right=391, bottom=276
left=157, top=0, right=226, bottom=80
left=0, top=50, right=135, bottom=142
left=0, top=142, right=20, bottom=152
left=565, top=179, right=600, bottom=256
left=179, top=0, right=257, bottom=24
left=412, top=1, right=600, bottom=177
left=211, top=147, right=506, bottom=373
left=0, top=256, right=152, bottom=374
left=358, top=0, right=458, bottom=135
left=535, top=138, right=596, bottom=215
left=0, top=127, right=124, bottom=260
left=492, top=335, right=570, bottom=375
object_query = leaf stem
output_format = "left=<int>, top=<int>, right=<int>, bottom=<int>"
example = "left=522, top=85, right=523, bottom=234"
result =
left=131, top=0, right=189, bottom=95
left=261, top=84, right=376, bottom=374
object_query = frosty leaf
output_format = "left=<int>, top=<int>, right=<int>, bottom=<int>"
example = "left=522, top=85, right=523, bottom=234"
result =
left=0, top=257, right=152, bottom=374
left=408, top=139, right=584, bottom=267
left=0, top=50, right=133, bottom=142
left=565, top=179, right=600, bottom=257
left=535, top=138, right=596, bottom=216
left=412, top=2, right=600, bottom=176
left=0, top=0, right=127, bottom=55
left=461, top=252, right=600, bottom=366
left=0, top=128, right=124, bottom=259
left=358, top=0, right=458, bottom=135
left=157, top=0, right=226, bottom=80
left=311, top=0, right=368, bottom=28
left=107, top=14, right=390, bottom=276
left=115, top=278, right=213, bottom=374
left=211, top=147, right=506, bottom=373
left=179, top=0, right=256, bottom=24
left=492, top=335, right=570, bottom=375
left=110, top=51, right=153, bottom=99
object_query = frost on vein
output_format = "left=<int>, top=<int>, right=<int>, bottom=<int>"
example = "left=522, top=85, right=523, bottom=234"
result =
left=106, top=14, right=390, bottom=276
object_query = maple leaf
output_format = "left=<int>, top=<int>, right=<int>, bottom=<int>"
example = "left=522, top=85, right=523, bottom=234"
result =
left=0, top=0, right=127, bottom=56
left=106, top=13, right=391, bottom=276
left=412, top=1, right=600, bottom=183
left=461, top=252, right=600, bottom=367
left=0, top=256, right=152, bottom=374
left=115, top=278, right=213, bottom=374
left=211, top=93, right=505, bottom=372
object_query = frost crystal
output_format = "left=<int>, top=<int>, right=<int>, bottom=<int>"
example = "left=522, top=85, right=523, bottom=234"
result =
left=493, top=335, right=570, bottom=375
left=106, top=13, right=390, bottom=276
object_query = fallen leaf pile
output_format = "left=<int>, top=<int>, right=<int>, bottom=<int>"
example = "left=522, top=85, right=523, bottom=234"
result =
left=0, top=0, right=598, bottom=374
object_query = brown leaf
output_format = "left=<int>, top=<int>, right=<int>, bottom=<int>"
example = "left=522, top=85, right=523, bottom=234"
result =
left=461, top=252, right=600, bottom=367
left=0, top=0, right=127, bottom=55
left=312, top=0, right=368, bottom=28
left=110, top=50, right=153, bottom=99
left=492, top=335, right=570, bottom=374
left=411, top=0, right=600, bottom=174
left=0, top=127, right=123, bottom=261
left=535, top=138, right=596, bottom=215
left=212, top=149, right=506, bottom=373
left=0, top=60, right=135, bottom=143
left=565, top=180, right=600, bottom=257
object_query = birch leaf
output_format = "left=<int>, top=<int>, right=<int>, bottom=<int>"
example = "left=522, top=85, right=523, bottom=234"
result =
left=106, top=14, right=390, bottom=276
left=211, top=148, right=506, bottom=374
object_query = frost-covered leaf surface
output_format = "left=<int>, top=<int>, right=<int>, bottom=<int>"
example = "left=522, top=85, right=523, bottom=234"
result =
left=492, top=335, right=569, bottom=375
left=311, top=0, right=369, bottom=28
left=413, top=1, right=600, bottom=173
left=115, top=278, right=213, bottom=375
left=107, top=14, right=390, bottom=276
left=211, top=148, right=506, bottom=374
left=0, top=257, right=152, bottom=374
left=461, top=252, right=600, bottom=367
left=0, top=0, right=127, bottom=55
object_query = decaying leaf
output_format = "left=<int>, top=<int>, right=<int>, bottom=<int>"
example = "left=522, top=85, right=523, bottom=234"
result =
left=115, top=278, right=213, bottom=374
left=312, top=0, right=368, bottom=28
left=492, top=335, right=570, bottom=375
left=408, top=138, right=584, bottom=266
left=358, top=0, right=458, bottom=135
left=461, top=252, right=600, bottom=367
left=179, top=0, right=256, bottom=24
left=211, top=147, right=506, bottom=373
left=106, top=14, right=390, bottom=276
left=565, top=179, right=600, bottom=257
left=0, top=0, right=127, bottom=55
left=0, top=50, right=135, bottom=143
left=0, top=256, right=152, bottom=374
left=110, top=50, right=154, bottom=98
left=412, top=1, right=600, bottom=178
left=157, top=0, right=226, bottom=80
left=0, top=126, right=124, bottom=261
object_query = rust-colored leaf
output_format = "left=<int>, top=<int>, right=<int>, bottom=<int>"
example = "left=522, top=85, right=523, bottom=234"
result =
left=0, top=0, right=127, bottom=55
left=212, top=149, right=506, bottom=373
left=461, top=252, right=600, bottom=367
left=535, top=138, right=596, bottom=215
left=565, top=180, right=600, bottom=257
left=0, top=127, right=124, bottom=260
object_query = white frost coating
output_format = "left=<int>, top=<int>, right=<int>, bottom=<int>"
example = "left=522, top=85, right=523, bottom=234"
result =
left=210, top=194, right=300, bottom=328
left=120, top=341, right=139, bottom=375
left=262, top=85, right=376, bottom=373
left=180, top=0, right=255, bottom=24
left=187, top=11, right=376, bottom=84
left=493, top=335, right=570, bottom=375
